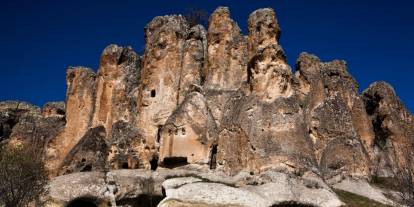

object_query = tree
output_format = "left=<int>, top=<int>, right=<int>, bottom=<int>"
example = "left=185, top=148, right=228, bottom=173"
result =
left=0, top=144, right=48, bottom=207
left=184, top=8, right=208, bottom=27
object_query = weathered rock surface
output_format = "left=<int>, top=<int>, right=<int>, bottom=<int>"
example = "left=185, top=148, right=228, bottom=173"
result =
left=42, top=102, right=65, bottom=118
left=0, top=101, right=42, bottom=144
left=217, top=8, right=316, bottom=176
left=137, top=14, right=207, bottom=153
left=295, top=53, right=371, bottom=181
left=203, top=7, right=248, bottom=127
left=45, top=169, right=343, bottom=207
left=159, top=92, right=218, bottom=167
left=362, top=81, right=414, bottom=178
left=92, top=45, right=140, bottom=138
left=45, top=67, right=97, bottom=175
left=3, top=5, right=414, bottom=207
left=59, top=126, right=108, bottom=175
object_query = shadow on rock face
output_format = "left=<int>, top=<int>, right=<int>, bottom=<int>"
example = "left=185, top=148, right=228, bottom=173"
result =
left=117, top=195, right=165, bottom=207
left=66, top=197, right=98, bottom=207
left=271, top=202, right=315, bottom=207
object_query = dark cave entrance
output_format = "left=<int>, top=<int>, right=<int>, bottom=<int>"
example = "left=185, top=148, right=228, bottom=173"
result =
left=162, top=157, right=188, bottom=168
left=150, top=157, right=158, bottom=171
left=271, top=202, right=315, bottom=207
left=117, top=194, right=164, bottom=207
left=66, top=198, right=97, bottom=207
left=122, top=162, right=129, bottom=169
left=156, top=125, right=162, bottom=143
left=209, top=145, right=218, bottom=169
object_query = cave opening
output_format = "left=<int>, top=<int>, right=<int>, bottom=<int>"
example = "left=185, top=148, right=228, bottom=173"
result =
left=209, top=145, right=218, bottom=169
left=122, top=162, right=129, bottom=169
left=150, top=157, right=158, bottom=171
left=156, top=125, right=162, bottom=143
left=66, top=198, right=97, bottom=207
left=162, top=157, right=188, bottom=169
left=117, top=194, right=164, bottom=207
left=80, top=164, right=92, bottom=172
left=150, top=90, right=156, bottom=97
left=0, top=124, right=3, bottom=137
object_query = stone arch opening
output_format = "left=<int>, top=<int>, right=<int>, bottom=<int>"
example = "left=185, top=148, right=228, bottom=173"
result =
left=80, top=164, right=92, bottom=172
left=150, top=157, right=158, bottom=171
left=209, top=145, right=218, bottom=169
left=122, top=162, right=129, bottom=169
left=162, top=157, right=188, bottom=168
left=66, top=197, right=97, bottom=207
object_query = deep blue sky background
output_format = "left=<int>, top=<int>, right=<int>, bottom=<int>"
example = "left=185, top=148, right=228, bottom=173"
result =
left=1, top=0, right=413, bottom=112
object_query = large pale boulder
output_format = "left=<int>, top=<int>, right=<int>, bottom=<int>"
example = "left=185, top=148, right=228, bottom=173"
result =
left=159, top=171, right=343, bottom=207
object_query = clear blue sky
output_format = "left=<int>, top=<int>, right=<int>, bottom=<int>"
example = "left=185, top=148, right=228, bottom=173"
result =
left=1, top=0, right=413, bottom=113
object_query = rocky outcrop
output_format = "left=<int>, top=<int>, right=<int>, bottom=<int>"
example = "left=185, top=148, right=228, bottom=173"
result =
left=42, top=102, right=65, bottom=118
left=362, top=81, right=414, bottom=178
left=203, top=7, right=248, bottom=127
left=217, top=8, right=315, bottom=176
left=45, top=169, right=343, bottom=207
left=59, top=126, right=108, bottom=175
left=92, top=45, right=140, bottom=138
left=295, top=53, right=371, bottom=181
left=45, top=67, right=97, bottom=175
left=137, top=14, right=207, bottom=151
left=178, top=25, right=207, bottom=103
left=0, top=101, right=42, bottom=144
left=3, top=5, right=414, bottom=207
left=204, top=7, right=247, bottom=91
left=159, top=92, right=218, bottom=167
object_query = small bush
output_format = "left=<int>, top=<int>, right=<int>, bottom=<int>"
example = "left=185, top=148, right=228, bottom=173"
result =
left=0, top=144, right=48, bottom=207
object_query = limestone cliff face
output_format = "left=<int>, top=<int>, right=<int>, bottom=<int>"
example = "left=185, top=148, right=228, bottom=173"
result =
left=45, top=67, right=96, bottom=175
left=295, top=54, right=372, bottom=181
left=217, top=8, right=315, bottom=175
left=92, top=45, right=140, bottom=139
left=1, top=6, right=414, bottom=207
left=362, top=82, right=414, bottom=177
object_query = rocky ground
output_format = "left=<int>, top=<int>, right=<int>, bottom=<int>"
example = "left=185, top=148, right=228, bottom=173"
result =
left=1, top=6, right=413, bottom=207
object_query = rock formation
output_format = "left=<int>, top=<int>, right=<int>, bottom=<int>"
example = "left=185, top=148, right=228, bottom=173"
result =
left=1, top=6, right=413, bottom=207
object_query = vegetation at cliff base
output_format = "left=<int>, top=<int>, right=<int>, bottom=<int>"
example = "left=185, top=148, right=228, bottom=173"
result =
left=0, top=144, right=48, bottom=207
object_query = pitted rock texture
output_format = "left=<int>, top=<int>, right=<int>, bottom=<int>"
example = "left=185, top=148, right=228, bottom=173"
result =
left=295, top=53, right=371, bottom=181
left=159, top=92, right=218, bottom=167
left=137, top=14, right=208, bottom=153
left=92, top=45, right=140, bottom=138
left=362, top=81, right=414, bottom=178
left=45, top=67, right=97, bottom=175
left=2, top=6, right=413, bottom=207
